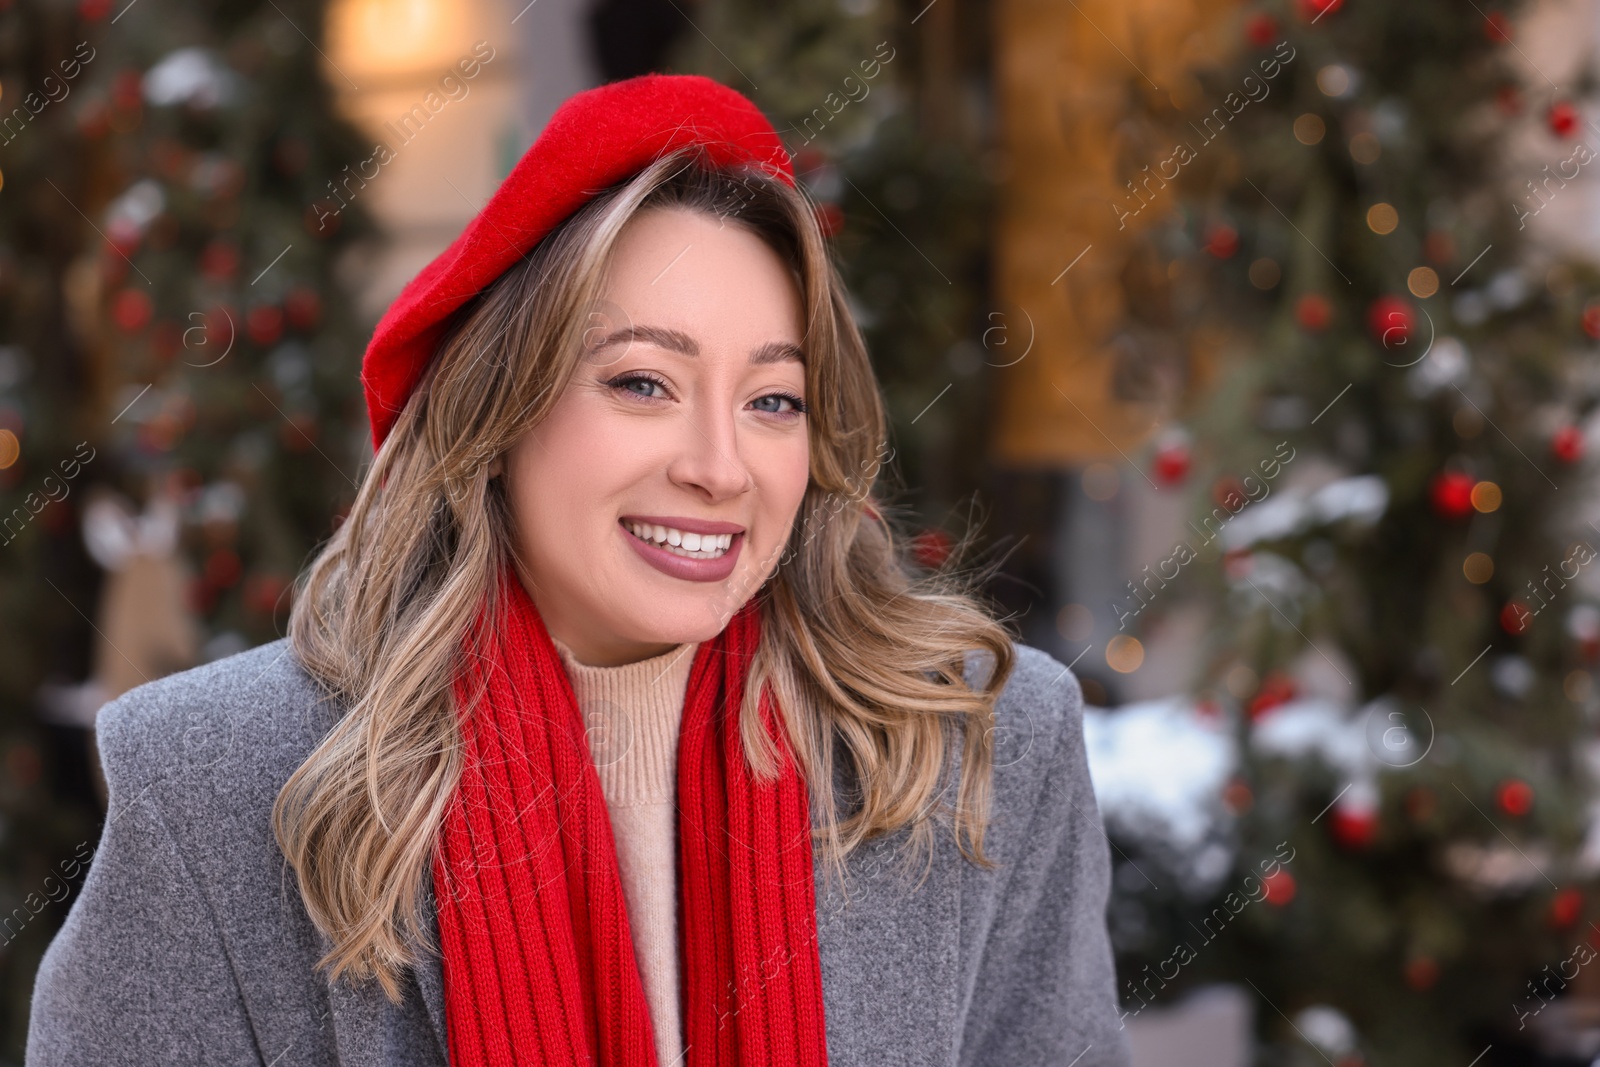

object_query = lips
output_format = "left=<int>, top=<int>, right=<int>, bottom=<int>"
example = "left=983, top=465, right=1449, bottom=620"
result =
left=618, top=517, right=744, bottom=582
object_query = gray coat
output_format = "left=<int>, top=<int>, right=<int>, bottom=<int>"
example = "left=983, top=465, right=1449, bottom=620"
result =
left=26, top=636, right=1131, bottom=1066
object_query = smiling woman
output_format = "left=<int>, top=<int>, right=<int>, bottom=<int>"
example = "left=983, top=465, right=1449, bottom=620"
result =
left=27, top=74, right=1129, bottom=1067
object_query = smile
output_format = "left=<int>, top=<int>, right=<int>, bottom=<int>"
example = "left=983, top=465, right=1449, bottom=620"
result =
left=617, top=516, right=746, bottom=583
left=622, top=519, right=733, bottom=559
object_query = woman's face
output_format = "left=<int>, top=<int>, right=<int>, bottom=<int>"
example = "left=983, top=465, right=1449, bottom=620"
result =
left=498, top=206, right=811, bottom=667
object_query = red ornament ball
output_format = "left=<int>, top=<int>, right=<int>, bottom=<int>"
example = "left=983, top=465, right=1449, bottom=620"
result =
left=1497, top=778, right=1535, bottom=816
left=1204, top=224, right=1239, bottom=259
left=1295, top=293, right=1333, bottom=332
left=1248, top=673, right=1297, bottom=720
left=1483, top=12, right=1513, bottom=42
left=1244, top=12, right=1279, bottom=47
left=1549, top=100, right=1580, bottom=138
left=1295, top=0, right=1342, bottom=21
left=1153, top=442, right=1191, bottom=486
left=1553, top=425, right=1585, bottom=463
left=78, top=0, right=112, bottom=18
left=246, top=305, right=284, bottom=347
left=1367, top=295, right=1414, bottom=347
left=1262, top=869, right=1297, bottom=905
left=1500, top=600, right=1533, bottom=634
left=1550, top=887, right=1584, bottom=928
left=111, top=288, right=152, bottom=332
left=1584, top=302, right=1600, bottom=339
left=1428, top=470, right=1476, bottom=520
left=1329, top=803, right=1378, bottom=850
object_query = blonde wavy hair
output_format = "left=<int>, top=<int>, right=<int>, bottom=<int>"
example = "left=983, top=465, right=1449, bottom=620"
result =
left=274, top=147, right=1017, bottom=1001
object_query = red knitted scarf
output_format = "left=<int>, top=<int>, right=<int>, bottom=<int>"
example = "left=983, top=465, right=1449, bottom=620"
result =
left=432, top=560, right=830, bottom=1066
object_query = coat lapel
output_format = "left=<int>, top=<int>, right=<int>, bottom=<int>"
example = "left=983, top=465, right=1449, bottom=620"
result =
left=810, top=728, right=962, bottom=1065
left=315, top=909, right=448, bottom=1067
left=412, top=882, right=450, bottom=1063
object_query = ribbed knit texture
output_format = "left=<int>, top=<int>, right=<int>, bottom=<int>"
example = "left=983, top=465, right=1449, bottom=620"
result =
left=550, top=634, right=696, bottom=1067
left=432, top=559, right=830, bottom=1067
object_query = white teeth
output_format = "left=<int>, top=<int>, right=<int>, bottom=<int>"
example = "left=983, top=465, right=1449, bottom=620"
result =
left=623, top=521, right=735, bottom=559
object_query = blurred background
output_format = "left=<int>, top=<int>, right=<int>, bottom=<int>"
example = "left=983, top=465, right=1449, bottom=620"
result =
left=3, top=0, right=1600, bottom=1063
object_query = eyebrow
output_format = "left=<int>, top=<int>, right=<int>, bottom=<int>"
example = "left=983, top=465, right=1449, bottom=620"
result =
left=587, top=324, right=805, bottom=365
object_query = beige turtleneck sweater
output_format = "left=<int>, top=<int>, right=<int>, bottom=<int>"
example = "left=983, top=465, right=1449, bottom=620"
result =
left=550, top=635, right=697, bottom=1067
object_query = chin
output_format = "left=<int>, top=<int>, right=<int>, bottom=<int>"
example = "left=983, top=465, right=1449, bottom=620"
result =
left=626, top=587, right=755, bottom=644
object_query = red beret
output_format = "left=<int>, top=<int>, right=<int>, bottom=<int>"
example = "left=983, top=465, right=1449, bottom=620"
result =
left=359, top=73, right=796, bottom=451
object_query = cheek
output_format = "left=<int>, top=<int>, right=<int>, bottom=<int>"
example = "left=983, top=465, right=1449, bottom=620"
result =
left=757, top=432, right=811, bottom=528
left=509, top=399, right=637, bottom=530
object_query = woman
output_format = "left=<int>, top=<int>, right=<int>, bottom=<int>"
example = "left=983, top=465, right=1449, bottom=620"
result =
left=27, top=74, right=1129, bottom=1066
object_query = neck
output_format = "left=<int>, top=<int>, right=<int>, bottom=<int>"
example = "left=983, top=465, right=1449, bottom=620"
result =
left=550, top=633, right=687, bottom=668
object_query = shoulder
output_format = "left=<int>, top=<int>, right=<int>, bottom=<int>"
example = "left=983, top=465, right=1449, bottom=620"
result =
left=963, top=640, right=1086, bottom=796
left=94, top=637, right=341, bottom=817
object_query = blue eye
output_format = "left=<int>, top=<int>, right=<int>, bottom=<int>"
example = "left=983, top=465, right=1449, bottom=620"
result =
left=754, top=392, right=809, bottom=416
left=607, top=372, right=668, bottom=400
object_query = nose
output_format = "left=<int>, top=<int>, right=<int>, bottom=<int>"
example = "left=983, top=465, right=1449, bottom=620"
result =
left=665, top=398, right=754, bottom=501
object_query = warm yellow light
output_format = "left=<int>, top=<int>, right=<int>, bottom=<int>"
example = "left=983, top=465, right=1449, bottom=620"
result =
left=1294, top=113, right=1325, bottom=145
left=1106, top=635, right=1144, bottom=674
left=0, top=429, right=16, bottom=469
left=1367, top=203, right=1399, bottom=235
left=1471, top=481, right=1502, bottom=512
left=1408, top=267, right=1439, bottom=298
left=325, top=0, right=470, bottom=82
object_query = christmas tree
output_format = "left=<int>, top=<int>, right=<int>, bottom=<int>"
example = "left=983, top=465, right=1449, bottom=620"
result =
left=1107, top=1, right=1600, bottom=1063
left=0, top=0, right=372, bottom=1056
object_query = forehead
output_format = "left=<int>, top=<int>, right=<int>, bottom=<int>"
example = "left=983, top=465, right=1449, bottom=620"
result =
left=599, top=208, right=804, bottom=338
